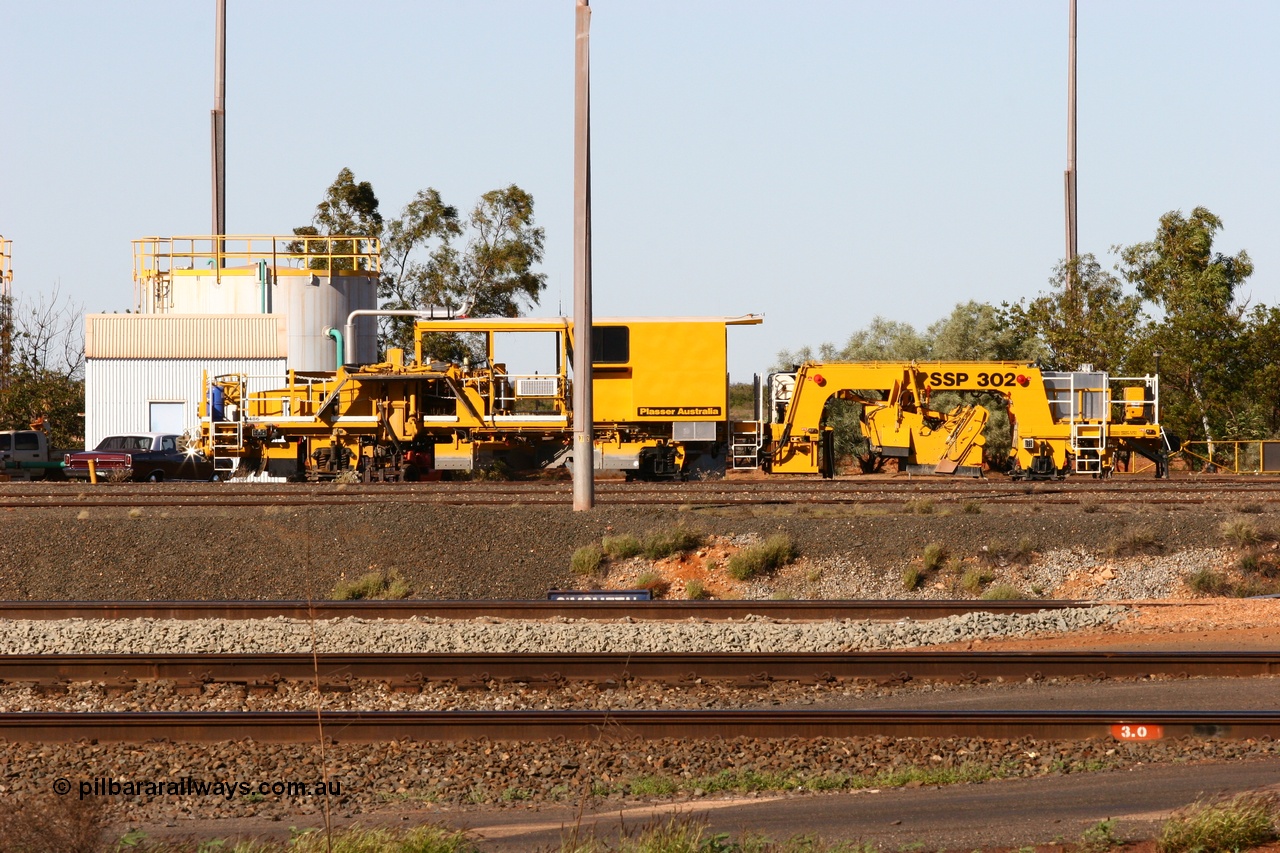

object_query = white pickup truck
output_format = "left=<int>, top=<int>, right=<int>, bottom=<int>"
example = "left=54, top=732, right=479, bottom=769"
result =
left=0, top=429, right=61, bottom=480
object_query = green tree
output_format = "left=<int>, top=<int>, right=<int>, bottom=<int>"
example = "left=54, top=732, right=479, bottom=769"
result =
left=929, top=300, right=1032, bottom=362
left=0, top=288, right=85, bottom=449
left=386, top=184, right=547, bottom=363
left=291, top=167, right=384, bottom=271
left=379, top=187, right=463, bottom=353
left=1118, top=207, right=1253, bottom=446
left=1001, top=254, right=1141, bottom=373
left=1239, top=305, right=1280, bottom=438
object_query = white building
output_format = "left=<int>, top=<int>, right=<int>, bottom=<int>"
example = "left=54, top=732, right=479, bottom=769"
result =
left=81, top=235, right=379, bottom=450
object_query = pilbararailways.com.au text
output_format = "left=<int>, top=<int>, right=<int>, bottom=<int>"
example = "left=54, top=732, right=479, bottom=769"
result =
left=63, top=777, right=342, bottom=800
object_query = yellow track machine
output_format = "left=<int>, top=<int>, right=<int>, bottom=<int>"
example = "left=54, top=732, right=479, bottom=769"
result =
left=200, top=314, right=762, bottom=481
left=727, top=361, right=1171, bottom=479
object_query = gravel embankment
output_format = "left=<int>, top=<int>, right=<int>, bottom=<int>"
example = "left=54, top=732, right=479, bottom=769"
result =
left=0, top=606, right=1126, bottom=655
left=0, top=497, right=1244, bottom=600
left=6, top=736, right=1278, bottom=821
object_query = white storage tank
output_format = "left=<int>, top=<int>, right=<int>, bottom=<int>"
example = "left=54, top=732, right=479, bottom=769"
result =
left=132, top=235, right=380, bottom=371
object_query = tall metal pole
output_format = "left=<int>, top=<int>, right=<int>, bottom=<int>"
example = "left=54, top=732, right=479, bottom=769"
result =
left=572, top=0, right=595, bottom=510
left=1063, top=0, right=1078, bottom=288
left=212, top=0, right=227, bottom=247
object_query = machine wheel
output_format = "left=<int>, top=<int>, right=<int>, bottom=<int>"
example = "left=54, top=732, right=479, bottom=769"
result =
left=147, top=471, right=164, bottom=483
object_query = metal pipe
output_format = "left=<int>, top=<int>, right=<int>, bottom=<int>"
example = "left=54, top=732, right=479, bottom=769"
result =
left=325, top=327, right=343, bottom=371
left=341, top=308, right=457, bottom=367
left=257, top=260, right=268, bottom=313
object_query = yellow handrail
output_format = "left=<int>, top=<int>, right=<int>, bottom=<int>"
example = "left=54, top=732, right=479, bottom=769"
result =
left=133, top=234, right=381, bottom=280
left=1178, top=440, right=1280, bottom=474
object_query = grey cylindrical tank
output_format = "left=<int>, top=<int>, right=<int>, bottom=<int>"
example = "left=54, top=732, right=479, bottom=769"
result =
left=277, top=273, right=377, bottom=371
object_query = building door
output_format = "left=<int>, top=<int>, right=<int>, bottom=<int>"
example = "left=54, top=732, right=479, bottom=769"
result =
left=149, top=402, right=186, bottom=434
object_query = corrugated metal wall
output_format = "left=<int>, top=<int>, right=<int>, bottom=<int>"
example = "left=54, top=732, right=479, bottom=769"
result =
left=84, top=358, right=285, bottom=451
left=84, top=314, right=287, bottom=359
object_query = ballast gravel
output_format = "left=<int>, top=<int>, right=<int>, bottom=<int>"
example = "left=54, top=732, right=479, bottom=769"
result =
left=0, top=606, right=1127, bottom=656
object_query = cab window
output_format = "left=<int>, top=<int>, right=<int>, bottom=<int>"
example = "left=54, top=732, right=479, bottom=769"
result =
left=15, top=433, right=39, bottom=451
left=592, top=325, right=629, bottom=364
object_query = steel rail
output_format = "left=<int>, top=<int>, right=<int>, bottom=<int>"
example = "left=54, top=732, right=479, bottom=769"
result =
left=0, top=599, right=1084, bottom=622
left=6, top=475, right=1280, bottom=492
left=0, top=709, right=1272, bottom=742
left=0, top=483, right=1276, bottom=508
left=3, top=651, right=1278, bottom=687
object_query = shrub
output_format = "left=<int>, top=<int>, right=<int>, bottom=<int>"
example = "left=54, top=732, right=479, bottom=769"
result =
left=904, top=498, right=935, bottom=515
left=0, top=792, right=106, bottom=853
left=961, top=567, right=994, bottom=594
left=1157, top=793, right=1278, bottom=853
left=981, top=583, right=1025, bottom=601
left=1238, top=552, right=1261, bottom=573
left=684, top=579, right=709, bottom=600
left=902, top=565, right=923, bottom=591
left=635, top=571, right=670, bottom=597
left=642, top=526, right=705, bottom=560
left=331, top=569, right=411, bottom=600
left=1110, top=527, right=1163, bottom=557
left=1079, top=818, right=1120, bottom=853
left=962, top=502, right=982, bottom=515
left=1220, top=518, right=1266, bottom=547
left=921, top=542, right=948, bottom=572
left=570, top=544, right=606, bottom=576
left=601, top=534, right=642, bottom=560
left=726, top=534, right=798, bottom=580
left=1185, top=568, right=1232, bottom=597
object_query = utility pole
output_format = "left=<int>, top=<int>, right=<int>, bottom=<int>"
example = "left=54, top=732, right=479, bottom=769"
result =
left=0, top=237, right=12, bottom=392
left=212, top=0, right=227, bottom=254
left=572, top=0, right=594, bottom=510
left=1064, top=0, right=1078, bottom=288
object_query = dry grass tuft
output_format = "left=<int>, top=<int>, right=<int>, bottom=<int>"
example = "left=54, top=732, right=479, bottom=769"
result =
left=331, top=568, right=412, bottom=600
left=634, top=571, right=671, bottom=597
left=1157, top=792, right=1278, bottom=853
left=921, top=542, right=948, bottom=572
left=726, top=534, right=798, bottom=580
left=642, top=526, right=705, bottom=560
left=570, top=544, right=606, bottom=577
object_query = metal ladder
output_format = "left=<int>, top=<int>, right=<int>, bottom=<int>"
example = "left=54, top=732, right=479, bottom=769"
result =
left=1070, top=421, right=1106, bottom=473
left=730, top=421, right=764, bottom=470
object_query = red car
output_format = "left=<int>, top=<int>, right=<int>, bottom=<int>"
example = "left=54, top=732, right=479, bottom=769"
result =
left=64, top=433, right=217, bottom=482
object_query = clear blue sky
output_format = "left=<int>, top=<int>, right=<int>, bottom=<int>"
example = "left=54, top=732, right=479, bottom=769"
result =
left=2, top=1, right=1276, bottom=379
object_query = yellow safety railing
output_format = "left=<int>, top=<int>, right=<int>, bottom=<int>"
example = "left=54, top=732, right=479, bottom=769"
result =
left=133, top=234, right=381, bottom=280
left=1178, top=440, right=1280, bottom=474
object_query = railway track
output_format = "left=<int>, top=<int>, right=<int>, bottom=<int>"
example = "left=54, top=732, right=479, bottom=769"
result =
left=3, top=650, right=1277, bottom=688
left=0, top=598, right=1092, bottom=621
left=0, top=709, right=1271, bottom=742
left=1, top=477, right=1279, bottom=508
